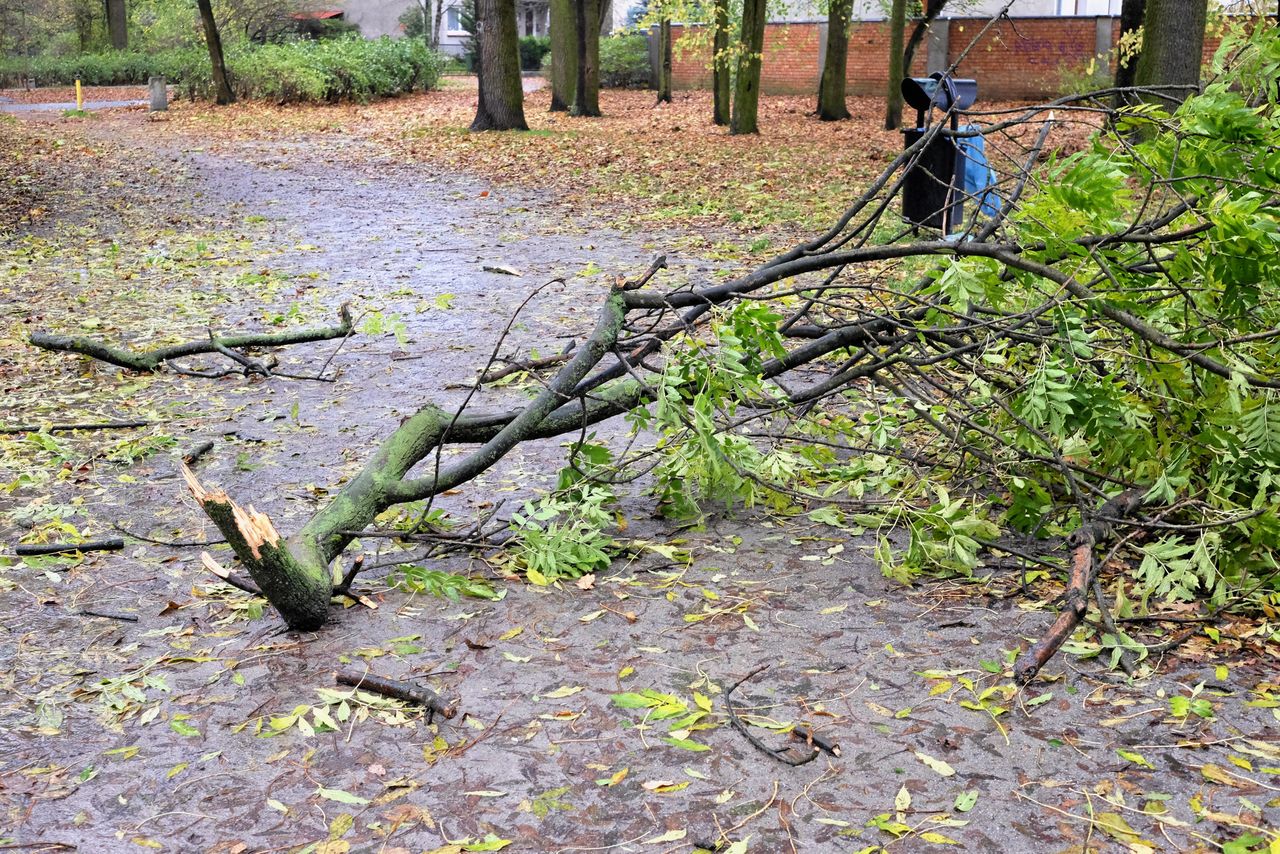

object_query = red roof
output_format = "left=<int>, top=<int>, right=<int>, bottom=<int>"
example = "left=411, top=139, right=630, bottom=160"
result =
left=291, top=9, right=344, bottom=19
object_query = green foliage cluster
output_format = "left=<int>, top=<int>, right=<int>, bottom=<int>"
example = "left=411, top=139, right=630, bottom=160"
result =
left=510, top=25, right=1280, bottom=628
left=848, top=26, right=1280, bottom=605
left=598, top=33, right=652, bottom=88
left=0, top=37, right=446, bottom=102
left=518, top=35, right=550, bottom=71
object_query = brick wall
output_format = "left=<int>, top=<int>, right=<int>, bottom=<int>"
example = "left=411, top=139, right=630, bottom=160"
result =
left=668, top=16, right=1250, bottom=101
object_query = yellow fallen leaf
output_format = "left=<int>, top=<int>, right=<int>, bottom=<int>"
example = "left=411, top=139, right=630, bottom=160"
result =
left=914, top=751, right=956, bottom=777
left=543, top=685, right=584, bottom=699
left=643, top=829, right=686, bottom=844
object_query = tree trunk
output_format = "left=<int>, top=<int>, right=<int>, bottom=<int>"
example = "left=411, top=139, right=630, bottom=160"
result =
left=471, top=0, right=528, bottom=131
left=432, top=0, right=445, bottom=50
left=711, top=0, right=730, bottom=124
left=731, top=0, right=766, bottom=134
left=903, top=0, right=948, bottom=77
left=571, top=0, right=601, bottom=116
left=197, top=0, right=235, bottom=106
left=884, top=0, right=906, bottom=130
left=1133, top=0, right=1206, bottom=102
left=657, top=18, right=673, bottom=104
left=549, top=0, right=577, bottom=111
left=105, top=0, right=127, bottom=50
left=816, top=0, right=851, bottom=121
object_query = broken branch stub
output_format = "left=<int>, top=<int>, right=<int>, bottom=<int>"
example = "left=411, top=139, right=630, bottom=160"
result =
left=183, top=464, right=331, bottom=630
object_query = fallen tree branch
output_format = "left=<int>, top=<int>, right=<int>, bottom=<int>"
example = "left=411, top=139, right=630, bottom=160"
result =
left=335, top=669, right=457, bottom=721
left=29, top=304, right=353, bottom=373
left=14, top=538, right=125, bottom=557
left=1014, top=490, right=1145, bottom=684
left=0, top=420, right=151, bottom=435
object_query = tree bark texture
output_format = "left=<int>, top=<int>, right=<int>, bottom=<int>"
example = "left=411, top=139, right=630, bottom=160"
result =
left=884, top=0, right=907, bottom=130
left=711, top=0, right=730, bottom=124
left=571, top=0, right=601, bottom=116
left=106, top=0, right=127, bottom=50
left=471, top=0, right=528, bottom=131
left=731, top=0, right=767, bottom=134
left=657, top=18, right=673, bottom=104
left=549, top=0, right=577, bottom=111
left=1133, top=0, right=1207, bottom=101
left=197, top=0, right=235, bottom=106
left=817, top=0, right=852, bottom=121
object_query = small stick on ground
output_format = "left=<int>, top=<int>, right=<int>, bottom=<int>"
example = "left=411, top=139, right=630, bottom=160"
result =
left=335, top=669, right=457, bottom=722
left=791, top=726, right=841, bottom=758
left=725, top=664, right=818, bottom=767
left=183, top=440, right=216, bottom=467
left=77, top=609, right=139, bottom=622
left=15, top=538, right=125, bottom=557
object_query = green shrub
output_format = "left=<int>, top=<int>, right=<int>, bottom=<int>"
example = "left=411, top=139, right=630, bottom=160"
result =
left=0, top=37, right=445, bottom=103
left=519, top=35, right=550, bottom=72
left=599, top=33, right=651, bottom=89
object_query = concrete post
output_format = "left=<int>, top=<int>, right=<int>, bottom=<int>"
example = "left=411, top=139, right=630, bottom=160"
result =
left=926, top=19, right=949, bottom=75
left=1093, top=17, right=1113, bottom=84
left=647, top=26, right=660, bottom=89
left=817, top=21, right=828, bottom=84
left=148, top=76, right=168, bottom=112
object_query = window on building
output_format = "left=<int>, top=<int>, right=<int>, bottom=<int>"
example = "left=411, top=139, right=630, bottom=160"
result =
left=446, top=6, right=462, bottom=31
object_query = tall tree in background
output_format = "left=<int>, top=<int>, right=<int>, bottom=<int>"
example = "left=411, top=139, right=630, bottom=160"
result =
left=731, top=0, right=766, bottom=134
left=196, top=0, right=234, bottom=105
left=711, top=0, right=730, bottom=123
left=550, top=0, right=577, bottom=110
left=1133, top=0, right=1205, bottom=101
left=816, top=0, right=852, bottom=121
left=902, top=0, right=948, bottom=76
left=657, top=15, right=672, bottom=103
left=105, top=0, right=127, bottom=50
left=571, top=0, right=602, bottom=115
left=471, top=0, right=528, bottom=130
left=884, top=0, right=906, bottom=129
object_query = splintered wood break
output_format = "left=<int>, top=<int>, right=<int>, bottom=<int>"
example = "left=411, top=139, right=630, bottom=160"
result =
left=181, top=461, right=211, bottom=501
left=231, top=503, right=280, bottom=559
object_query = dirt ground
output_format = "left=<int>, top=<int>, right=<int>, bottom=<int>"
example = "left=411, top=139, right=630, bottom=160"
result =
left=1, top=92, right=1277, bottom=854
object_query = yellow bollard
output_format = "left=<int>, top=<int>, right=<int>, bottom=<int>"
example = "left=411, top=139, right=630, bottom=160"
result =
left=75, top=79, right=83, bottom=111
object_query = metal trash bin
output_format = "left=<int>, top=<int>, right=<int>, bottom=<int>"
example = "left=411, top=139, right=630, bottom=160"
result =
left=900, top=73, right=979, bottom=233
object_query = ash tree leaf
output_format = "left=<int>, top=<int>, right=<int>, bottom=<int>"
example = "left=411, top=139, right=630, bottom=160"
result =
left=914, top=750, right=956, bottom=777
left=316, top=786, right=370, bottom=806
left=1117, top=748, right=1155, bottom=769
left=642, top=829, right=686, bottom=844
left=953, top=790, right=979, bottom=812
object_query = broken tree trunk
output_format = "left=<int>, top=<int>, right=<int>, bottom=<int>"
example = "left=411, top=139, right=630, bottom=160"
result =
left=29, top=305, right=352, bottom=372
left=183, top=289, right=633, bottom=629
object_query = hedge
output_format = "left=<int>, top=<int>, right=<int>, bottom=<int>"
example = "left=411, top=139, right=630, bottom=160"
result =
left=0, top=37, right=445, bottom=103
